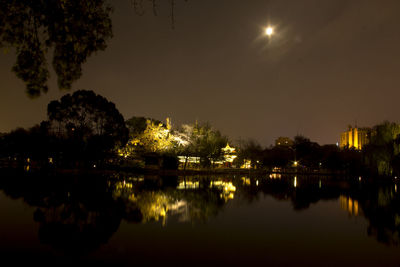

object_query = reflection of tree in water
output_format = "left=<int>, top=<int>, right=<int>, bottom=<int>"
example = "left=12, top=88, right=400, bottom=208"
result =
left=0, top=170, right=123, bottom=255
left=34, top=205, right=121, bottom=255
left=2, top=170, right=400, bottom=253
left=351, top=183, right=400, bottom=246
left=260, top=175, right=400, bottom=247
left=238, top=176, right=341, bottom=210
left=110, top=176, right=226, bottom=225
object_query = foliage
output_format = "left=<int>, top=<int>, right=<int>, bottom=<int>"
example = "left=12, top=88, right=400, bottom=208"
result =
left=119, top=117, right=173, bottom=156
left=234, top=138, right=263, bottom=168
left=0, top=0, right=113, bottom=97
left=120, top=120, right=228, bottom=168
left=364, top=121, right=400, bottom=176
left=262, top=146, right=292, bottom=168
left=47, top=90, right=128, bottom=160
left=293, top=135, right=322, bottom=169
left=189, top=122, right=228, bottom=167
left=0, top=122, right=54, bottom=160
left=140, top=118, right=173, bottom=152
left=125, top=116, right=162, bottom=136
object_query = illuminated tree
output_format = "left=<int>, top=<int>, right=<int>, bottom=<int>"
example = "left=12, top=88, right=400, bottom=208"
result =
left=119, top=117, right=175, bottom=156
left=364, top=121, right=400, bottom=175
left=140, top=118, right=174, bottom=152
left=176, top=122, right=228, bottom=167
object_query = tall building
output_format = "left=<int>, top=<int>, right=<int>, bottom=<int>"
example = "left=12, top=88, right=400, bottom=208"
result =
left=340, top=126, right=371, bottom=150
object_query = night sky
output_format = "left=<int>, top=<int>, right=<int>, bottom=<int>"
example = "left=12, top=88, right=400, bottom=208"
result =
left=1, top=0, right=400, bottom=146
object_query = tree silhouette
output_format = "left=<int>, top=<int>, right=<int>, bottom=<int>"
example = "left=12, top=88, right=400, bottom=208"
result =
left=47, top=90, right=129, bottom=161
left=0, top=0, right=189, bottom=97
left=0, top=0, right=113, bottom=97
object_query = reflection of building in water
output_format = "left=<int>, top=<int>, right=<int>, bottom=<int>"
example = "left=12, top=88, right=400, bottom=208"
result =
left=269, top=167, right=282, bottom=179
left=340, top=126, right=371, bottom=150
left=178, top=156, right=200, bottom=166
left=177, top=180, right=200, bottom=190
left=210, top=180, right=236, bottom=201
left=269, top=173, right=282, bottom=179
left=241, top=177, right=251, bottom=186
left=340, top=195, right=360, bottom=216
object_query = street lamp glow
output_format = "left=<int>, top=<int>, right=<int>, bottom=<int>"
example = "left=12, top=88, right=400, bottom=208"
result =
left=265, top=27, right=273, bottom=36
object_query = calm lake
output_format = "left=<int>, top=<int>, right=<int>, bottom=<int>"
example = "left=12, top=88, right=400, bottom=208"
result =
left=0, top=170, right=400, bottom=266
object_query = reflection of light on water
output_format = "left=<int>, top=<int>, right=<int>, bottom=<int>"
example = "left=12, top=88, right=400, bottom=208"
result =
left=294, top=177, right=297, bottom=188
left=272, top=167, right=281, bottom=172
left=115, top=181, right=133, bottom=189
left=128, top=176, right=144, bottom=182
left=395, top=184, right=397, bottom=193
left=269, top=173, right=281, bottom=179
left=241, top=177, right=251, bottom=185
left=256, top=180, right=259, bottom=186
left=177, top=180, right=199, bottom=190
left=319, top=180, right=322, bottom=189
left=210, top=181, right=236, bottom=201
left=340, top=195, right=359, bottom=216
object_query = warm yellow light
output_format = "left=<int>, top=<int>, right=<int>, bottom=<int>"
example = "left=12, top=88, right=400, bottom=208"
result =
left=293, top=161, right=298, bottom=167
left=266, top=27, right=273, bottom=36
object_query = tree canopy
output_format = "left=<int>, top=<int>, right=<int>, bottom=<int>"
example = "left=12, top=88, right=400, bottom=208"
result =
left=0, top=0, right=113, bottom=97
left=47, top=90, right=129, bottom=153
left=0, top=0, right=189, bottom=97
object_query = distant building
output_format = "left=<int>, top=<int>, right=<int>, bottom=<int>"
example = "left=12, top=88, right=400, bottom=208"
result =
left=275, top=137, right=294, bottom=147
left=221, top=143, right=237, bottom=167
left=340, top=126, right=371, bottom=150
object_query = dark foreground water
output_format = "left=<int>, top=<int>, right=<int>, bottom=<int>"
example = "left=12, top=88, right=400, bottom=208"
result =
left=0, top=170, right=400, bottom=266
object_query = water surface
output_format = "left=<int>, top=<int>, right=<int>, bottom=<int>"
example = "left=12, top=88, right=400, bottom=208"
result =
left=0, top=171, right=399, bottom=266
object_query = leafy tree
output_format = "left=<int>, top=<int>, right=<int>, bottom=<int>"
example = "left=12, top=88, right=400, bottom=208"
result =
left=125, top=116, right=164, bottom=136
left=120, top=117, right=174, bottom=157
left=47, top=90, right=128, bottom=160
left=293, top=135, right=321, bottom=169
left=0, top=1, right=190, bottom=97
left=235, top=138, right=263, bottom=168
left=0, top=0, right=113, bottom=97
left=262, top=146, right=292, bottom=168
left=140, top=119, right=173, bottom=152
left=364, top=121, right=400, bottom=176
left=172, top=122, right=228, bottom=168
left=191, top=122, right=228, bottom=167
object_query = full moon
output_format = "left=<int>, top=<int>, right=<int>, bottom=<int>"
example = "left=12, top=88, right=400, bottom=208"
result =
left=266, top=27, right=273, bottom=36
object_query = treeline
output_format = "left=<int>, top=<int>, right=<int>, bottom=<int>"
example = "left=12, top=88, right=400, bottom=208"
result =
left=0, top=90, right=399, bottom=177
left=235, top=122, right=400, bottom=177
left=0, top=90, right=129, bottom=168
left=0, top=90, right=230, bottom=169
left=234, top=136, right=363, bottom=174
